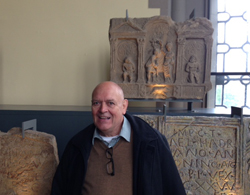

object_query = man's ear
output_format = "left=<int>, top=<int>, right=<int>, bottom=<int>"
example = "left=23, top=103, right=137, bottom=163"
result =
left=122, top=99, right=129, bottom=114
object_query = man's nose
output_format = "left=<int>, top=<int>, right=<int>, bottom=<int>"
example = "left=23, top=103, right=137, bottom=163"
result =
left=99, top=103, right=108, bottom=112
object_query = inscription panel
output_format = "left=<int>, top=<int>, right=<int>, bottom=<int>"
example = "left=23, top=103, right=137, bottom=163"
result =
left=136, top=115, right=248, bottom=195
left=164, top=124, right=238, bottom=195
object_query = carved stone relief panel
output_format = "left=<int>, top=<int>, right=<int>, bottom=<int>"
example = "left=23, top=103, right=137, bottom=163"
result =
left=109, top=16, right=213, bottom=100
left=0, top=128, right=59, bottom=195
left=136, top=115, right=250, bottom=195
left=244, top=117, right=250, bottom=194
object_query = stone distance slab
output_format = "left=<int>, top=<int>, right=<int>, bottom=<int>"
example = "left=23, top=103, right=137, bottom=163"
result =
left=164, top=117, right=239, bottom=195
left=0, top=128, right=59, bottom=195
left=109, top=16, right=213, bottom=100
left=137, top=115, right=250, bottom=195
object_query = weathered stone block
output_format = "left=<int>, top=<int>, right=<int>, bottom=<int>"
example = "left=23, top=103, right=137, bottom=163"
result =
left=0, top=128, right=59, bottom=195
left=109, top=16, right=213, bottom=100
left=137, top=115, right=250, bottom=195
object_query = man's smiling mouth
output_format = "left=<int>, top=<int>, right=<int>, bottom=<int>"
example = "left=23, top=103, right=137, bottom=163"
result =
left=99, top=116, right=111, bottom=120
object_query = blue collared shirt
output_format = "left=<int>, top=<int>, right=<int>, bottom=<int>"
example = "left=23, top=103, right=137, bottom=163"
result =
left=92, top=116, right=131, bottom=148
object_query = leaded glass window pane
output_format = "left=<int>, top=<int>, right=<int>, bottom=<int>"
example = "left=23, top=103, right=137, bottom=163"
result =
left=226, top=18, right=247, bottom=47
left=224, top=50, right=246, bottom=72
left=223, top=79, right=245, bottom=108
left=215, top=0, right=250, bottom=109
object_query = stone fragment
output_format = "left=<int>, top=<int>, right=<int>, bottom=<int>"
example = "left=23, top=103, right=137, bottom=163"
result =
left=137, top=115, right=250, bottom=195
left=109, top=16, right=213, bottom=100
left=0, top=128, right=59, bottom=195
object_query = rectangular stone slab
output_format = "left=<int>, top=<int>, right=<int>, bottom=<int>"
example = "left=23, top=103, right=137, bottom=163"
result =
left=0, top=128, right=59, bottom=195
left=109, top=16, right=214, bottom=100
left=137, top=115, right=250, bottom=195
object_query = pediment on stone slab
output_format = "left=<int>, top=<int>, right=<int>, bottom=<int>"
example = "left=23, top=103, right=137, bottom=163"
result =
left=110, top=20, right=144, bottom=33
left=143, top=16, right=176, bottom=29
left=177, top=18, right=214, bottom=34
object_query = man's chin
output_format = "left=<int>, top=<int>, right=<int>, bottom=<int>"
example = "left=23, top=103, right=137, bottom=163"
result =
left=96, top=125, right=111, bottom=132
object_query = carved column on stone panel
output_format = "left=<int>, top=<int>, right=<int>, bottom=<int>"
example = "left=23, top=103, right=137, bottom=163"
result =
left=137, top=37, right=145, bottom=83
left=175, top=37, right=186, bottom=84
left=110, top=38, right=118, bottom=81
left=204, top=36, right=213, bottom=86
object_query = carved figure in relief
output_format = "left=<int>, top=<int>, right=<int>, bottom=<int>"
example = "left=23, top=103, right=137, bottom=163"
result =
left=146, top=49, right=159, bottom=83
left=122, top=57, right=135, bottom=83
left=146, top=39, right=176, bottom=83
left=146, top=39, right=167, bottom=83
left=155, top=48, right=165, bottom=77
left=185, top=55, right=200, bottom=83
left=164, top=42, right=175, bottom=82
left=151, top=40, right=165, bottom=78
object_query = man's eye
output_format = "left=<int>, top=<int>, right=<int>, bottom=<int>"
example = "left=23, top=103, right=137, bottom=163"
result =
left=108, top=102, right=115, bottom=106
left=92, top=101, right=100, bottom=106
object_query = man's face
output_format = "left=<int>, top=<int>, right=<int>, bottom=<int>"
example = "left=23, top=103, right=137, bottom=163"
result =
left=91, top=82, right=128, bottom=136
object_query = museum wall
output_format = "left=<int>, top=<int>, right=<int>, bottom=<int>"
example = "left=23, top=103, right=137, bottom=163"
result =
left=0, top=0, right=207, bottom=107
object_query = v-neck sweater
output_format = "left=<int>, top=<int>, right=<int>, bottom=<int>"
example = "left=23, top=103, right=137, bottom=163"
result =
left=82, top=134, right=133, bottom=195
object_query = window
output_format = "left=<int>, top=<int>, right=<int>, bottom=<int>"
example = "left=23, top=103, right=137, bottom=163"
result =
left=211, top=0, right=250, bottom=109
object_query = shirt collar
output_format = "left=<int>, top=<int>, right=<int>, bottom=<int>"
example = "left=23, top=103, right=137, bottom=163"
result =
left=92, top=116, right=131, bottom=145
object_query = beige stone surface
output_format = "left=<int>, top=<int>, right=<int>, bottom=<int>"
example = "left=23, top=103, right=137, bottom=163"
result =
left=0, top=128, right=59, bottom=195
left=109, top=16, right=213, bottom=100
left=243, top=117, right=250, bottom=194
left=137, top=115, right=250, bottom=195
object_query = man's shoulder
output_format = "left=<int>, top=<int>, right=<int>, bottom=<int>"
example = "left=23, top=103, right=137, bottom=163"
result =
left=69, top=123, right=95, bottom=147
left=125, top=113, right=164, bottom=139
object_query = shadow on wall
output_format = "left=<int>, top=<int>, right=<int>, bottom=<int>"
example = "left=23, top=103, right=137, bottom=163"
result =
left=148, top=0, right=169, bottom=16
left=0, top=47, right=3, bottom=105
left=99, top=49, right=110, bottom=81
left=79, top=49, right=110, bottom=104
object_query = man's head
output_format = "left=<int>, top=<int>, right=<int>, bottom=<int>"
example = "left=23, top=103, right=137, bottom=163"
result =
left=91, top=81, right=128, bottom=137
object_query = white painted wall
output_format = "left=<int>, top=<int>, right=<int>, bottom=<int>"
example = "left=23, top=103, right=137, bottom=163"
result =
left=0, top=0, right=159, bottom=106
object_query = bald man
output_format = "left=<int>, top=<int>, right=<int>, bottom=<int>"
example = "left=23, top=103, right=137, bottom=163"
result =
left=51, top=81, right=186, bottom=195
